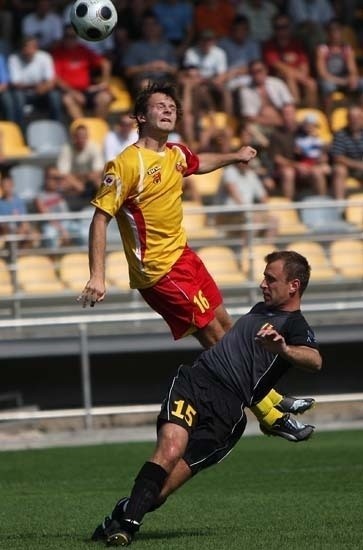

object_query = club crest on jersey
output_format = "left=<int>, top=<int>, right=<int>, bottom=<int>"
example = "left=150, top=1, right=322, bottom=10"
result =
left=147, top=165, right=161, bottom=184
left=103, top=174, right=115, bottom=186
left=176, top=161, right=184, bottom=172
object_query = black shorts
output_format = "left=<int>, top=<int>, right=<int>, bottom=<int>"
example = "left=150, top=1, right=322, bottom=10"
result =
left=157, top=363, right=246, bottom=475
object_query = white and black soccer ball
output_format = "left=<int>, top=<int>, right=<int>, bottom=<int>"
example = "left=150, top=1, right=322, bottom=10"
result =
left=70, top=0, right=118, bottom=42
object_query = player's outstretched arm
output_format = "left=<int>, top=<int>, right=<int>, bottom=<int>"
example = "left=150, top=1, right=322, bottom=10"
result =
left=196, top=145, right=257, bottom=174
left=255, top=324, right=322, bottom=373
left=78, top=208, right=111, bottom=308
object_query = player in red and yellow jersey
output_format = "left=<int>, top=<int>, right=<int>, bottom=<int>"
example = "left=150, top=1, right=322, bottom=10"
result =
left=79, top=82, right=315, bottom=443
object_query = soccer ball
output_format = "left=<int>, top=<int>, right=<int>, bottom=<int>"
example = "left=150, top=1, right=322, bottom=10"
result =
left=70, top=0, right=118, bottom=42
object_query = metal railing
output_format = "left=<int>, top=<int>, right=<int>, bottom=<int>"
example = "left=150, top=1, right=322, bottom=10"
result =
left=0, top=199, right=362, bottom=428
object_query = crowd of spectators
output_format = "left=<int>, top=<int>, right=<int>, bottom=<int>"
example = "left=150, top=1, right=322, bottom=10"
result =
left=1, top=0, right=363, bottom=251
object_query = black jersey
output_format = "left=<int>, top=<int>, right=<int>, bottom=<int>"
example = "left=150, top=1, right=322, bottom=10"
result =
left=198, top=302, right=319, bottom=407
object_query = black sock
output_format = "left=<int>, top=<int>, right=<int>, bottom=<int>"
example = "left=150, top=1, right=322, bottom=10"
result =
left=120, top=461, right=167, bottom=531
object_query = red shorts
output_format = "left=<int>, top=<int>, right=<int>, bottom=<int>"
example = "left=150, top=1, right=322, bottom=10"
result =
left=139, top=246, right=223, bottom=340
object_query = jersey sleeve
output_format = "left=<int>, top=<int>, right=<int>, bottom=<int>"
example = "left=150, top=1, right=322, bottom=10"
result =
left=283, top=314, right=319, bottom=349
left=91, top=158, right=134, bottom=217
left=168, top=142, right=200, bottom=176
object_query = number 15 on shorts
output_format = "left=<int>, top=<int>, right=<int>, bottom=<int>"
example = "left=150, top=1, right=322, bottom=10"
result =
left=171, top=399, right=197, bottom=427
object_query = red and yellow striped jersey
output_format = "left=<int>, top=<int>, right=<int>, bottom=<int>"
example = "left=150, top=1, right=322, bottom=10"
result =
left=91, top=142, right=199, bottom=289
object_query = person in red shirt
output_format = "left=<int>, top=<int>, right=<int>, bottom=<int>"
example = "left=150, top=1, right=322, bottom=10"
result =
left=263, top=13, right=318, bottom=107
left=51, top=24, right=112, bottom=120
left=194, top=0, right=236, bottom=40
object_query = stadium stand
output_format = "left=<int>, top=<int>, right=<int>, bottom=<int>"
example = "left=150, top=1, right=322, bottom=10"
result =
left=15, top=255, right=65, bottom=294
left=58, top=252, right=89, bottom=292
left=286, top=240, right=337, bottom=281
left=9, top=164, right=44, bottom=204
left=344, top=192, right=363, bottom=228
left=266, top=196, right=308, bottom=236
left=106, top=250, right=131, bottom=291
left=296, top=108, right=332, bottom=143
left=26, top=119, right=68, bottom=159
left=69, top=117, right=110, bottom=146
left=240, top=243, right=277, bottom=282
left=197, top=245, right=246, bottom=286
left=330, top=239, right=363, bottom=279
left=182, top=200, right=219, bottom=239
left=0, top=258, right=13, bottom=295
left=0, top=121, right=31, bottom=159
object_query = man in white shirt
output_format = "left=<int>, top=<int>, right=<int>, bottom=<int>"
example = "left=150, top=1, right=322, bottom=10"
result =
left=8, top=35, right=62, bottom=131
left=239, top=60, right=294, bottom=133
left=57, top=124, right=104, bottom=211
left=181, top=29, right=233, bottom=146
left=103, top=112, right=138, bottom=162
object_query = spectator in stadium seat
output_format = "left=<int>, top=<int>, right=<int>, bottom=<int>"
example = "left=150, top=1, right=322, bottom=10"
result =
left=56, top=123, right=104, bottom=211
left=330, top=104, right=363, bottom=199
left=182, top=29, right=233, bottom=116
left=263, top=13, right=318, bottom=107
left=0, top=173, right=40, bottom=248
left=239, top=60, right=294, bottom=135
left=34, top=165, right=84, bottom=248
left=268, top=104, right=331, bottom=199
left=8, top=35, right=63, bottom=132
left=152, top=0, right=194, bottom=60
left=103, top=112, right=138, bottom=162
left=217, top=160, right=277, bottom=242
left=122, top=12, right=178, bottom=93
left=236, top=0, right=278, bottom=43
left=315, top=18, right=363, bottom=113
left=217, top=15, right=261, bottom=94
left=22, top=0, right=63, bottom=50
left=0, top=53, right=16, bottom=122
left=0, top=0, right=13, bottom=53
left=194, top=0, right=236, bottom=40
left=287, top=0, right=335, bottom=58
left=51, top=24, right=112, bottom=120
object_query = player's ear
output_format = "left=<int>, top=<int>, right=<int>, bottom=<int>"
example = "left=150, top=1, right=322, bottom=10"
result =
left=136, top=114, right=146, bottom=124
left=289, top=278, right=300, bottom=294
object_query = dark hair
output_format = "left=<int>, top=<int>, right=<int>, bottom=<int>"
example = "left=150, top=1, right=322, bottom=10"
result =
left=132, top=81, right=183, bottom=131
left=264, top=250, right=311, bottom=296
left=233, top=14, right=250, bottom=26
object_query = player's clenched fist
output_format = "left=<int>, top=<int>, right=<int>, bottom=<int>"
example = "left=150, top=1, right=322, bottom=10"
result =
left=238, top=145, right=257, bottom=164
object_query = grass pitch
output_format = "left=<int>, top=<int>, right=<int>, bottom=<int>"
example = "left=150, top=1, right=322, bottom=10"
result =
left=0, top=430, right=362, bottom=550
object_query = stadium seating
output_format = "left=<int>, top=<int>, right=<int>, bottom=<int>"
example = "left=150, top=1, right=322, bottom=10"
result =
left=330, top=239, right=363, bottom=279
left=59, top=252, right=89, bottom=292
left=330, top=107, right=348, bottom=132
left=70, top=117, right=110, bottom=145
left=0, top=258, right=13, bottom=296
left=190, top=169, right=223, bottom=201
left=182, top=201, right=219, bottom=239
left=0, top=121, right=31, bottom=159
left=106, top=250, right=130, bottom=290
left=266, top=197, right=308, bottom=236
left=109, top=77, right=133, bottom=113
left=197, top=245, right=246, bottom=286
left=9, top=164, right=44, bottom=203
left=345, top=192, right=363, bottom=228
left=16, top=255, right=65, bottom=294
left=241, top=243, right=278, bottom=282
left=26, top=119, right=68, bottom=158
left=287, top=240, right=336, bottom=281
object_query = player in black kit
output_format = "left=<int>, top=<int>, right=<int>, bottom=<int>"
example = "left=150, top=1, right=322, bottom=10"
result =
left=92, top=250, right=323, bottom=547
